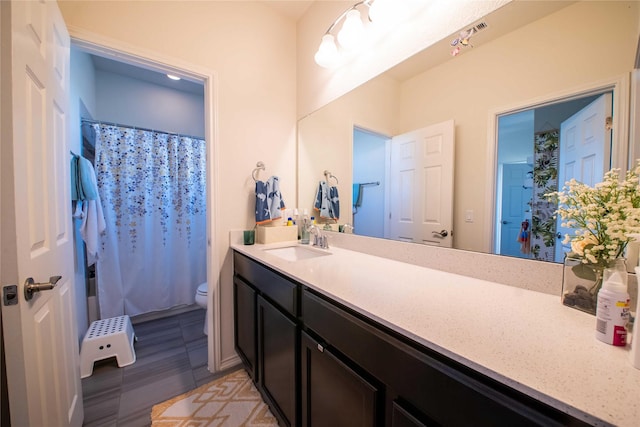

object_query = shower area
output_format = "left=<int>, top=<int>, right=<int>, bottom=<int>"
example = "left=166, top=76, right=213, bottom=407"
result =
left=72, top=49, right=207, bottom=322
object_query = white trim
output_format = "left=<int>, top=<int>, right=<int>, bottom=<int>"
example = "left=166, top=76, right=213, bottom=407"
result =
left=630, top=69, right=640, bottom=165
left=67, top=25, right=222, bottom=373
left=484, top=74, right=631, bottom=255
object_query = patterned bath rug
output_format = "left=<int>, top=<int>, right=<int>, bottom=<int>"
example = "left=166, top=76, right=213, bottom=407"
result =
left=150, top=368, right=279, bottom=426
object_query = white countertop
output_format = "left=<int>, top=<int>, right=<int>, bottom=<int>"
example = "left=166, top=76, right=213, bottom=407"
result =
left=231, top=241, right=640, bottom=426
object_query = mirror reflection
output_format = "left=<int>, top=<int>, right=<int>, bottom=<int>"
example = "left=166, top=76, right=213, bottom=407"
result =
left=297, top=0, right=638, bottom=261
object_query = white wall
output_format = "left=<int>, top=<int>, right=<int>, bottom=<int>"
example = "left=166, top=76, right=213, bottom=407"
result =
left=59, top=0, right=297, bottom=367
left=95, top=70, right=204, bottom=137
left=298, top=73, right=399, bottom=218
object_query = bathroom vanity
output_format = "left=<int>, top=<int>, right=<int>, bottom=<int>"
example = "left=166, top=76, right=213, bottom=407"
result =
left=232, top=242, right=640, bottom=427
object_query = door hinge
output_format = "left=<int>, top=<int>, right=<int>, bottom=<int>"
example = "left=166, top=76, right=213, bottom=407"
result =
left=605, top=116, right=613, bottom=131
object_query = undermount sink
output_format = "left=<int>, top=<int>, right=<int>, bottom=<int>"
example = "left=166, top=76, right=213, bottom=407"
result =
left=264, top=245, right=331, bottom=262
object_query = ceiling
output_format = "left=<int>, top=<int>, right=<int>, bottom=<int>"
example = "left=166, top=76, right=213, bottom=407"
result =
left=91, top=55, right=204, bottom=95
left=263, top=0, right=315, bottom=20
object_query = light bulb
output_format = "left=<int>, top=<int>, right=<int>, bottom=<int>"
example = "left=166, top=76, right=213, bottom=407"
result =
left=337, top=9, right=365, bottom=51
left=368, top=0, right=412, bottom=27
left=314, top=34, right=339, bottom=68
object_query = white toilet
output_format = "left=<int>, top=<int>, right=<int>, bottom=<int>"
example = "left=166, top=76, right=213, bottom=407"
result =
left=195, top=282, right=208, bottom=335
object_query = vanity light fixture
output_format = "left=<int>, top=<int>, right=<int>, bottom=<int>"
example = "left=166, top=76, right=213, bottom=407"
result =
left=167, top=74, right=181, bottom=81
left=314, top=0, right=415, bottom=69
left=314, top=0, right=374, bottom=69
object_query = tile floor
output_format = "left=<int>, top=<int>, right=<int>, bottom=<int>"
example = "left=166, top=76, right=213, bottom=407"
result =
left=81, top=308, right=239, bottom=427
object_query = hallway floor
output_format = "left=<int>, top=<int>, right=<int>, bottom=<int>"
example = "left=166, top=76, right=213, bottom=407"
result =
left=81, top=308, right=237, bottom=427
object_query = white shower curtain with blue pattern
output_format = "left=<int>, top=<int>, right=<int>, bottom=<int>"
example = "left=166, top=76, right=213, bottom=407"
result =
left=93, top=123, right=207, bottom=319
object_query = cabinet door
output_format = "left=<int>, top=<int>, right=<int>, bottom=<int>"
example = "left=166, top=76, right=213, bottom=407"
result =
left=391, top=401, right=430, bottom=427
left=258, top=295, right=298, bottom=427
left=233, top=277, right=257, bottom=379
left=301, top=331, right=380, bottom=427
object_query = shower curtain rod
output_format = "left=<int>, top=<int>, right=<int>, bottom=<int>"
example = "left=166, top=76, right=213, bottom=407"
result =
left=81, top=118, right=205, bottom=141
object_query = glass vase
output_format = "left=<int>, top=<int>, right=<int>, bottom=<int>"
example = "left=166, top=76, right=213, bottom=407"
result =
left=562, top=257, right=627, bottom=315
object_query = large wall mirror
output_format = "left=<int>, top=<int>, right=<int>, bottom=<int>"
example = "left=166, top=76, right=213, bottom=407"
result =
left=298, top=0, right=639, bottom=262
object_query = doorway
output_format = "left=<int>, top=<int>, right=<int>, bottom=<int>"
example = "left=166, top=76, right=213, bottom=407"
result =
left=69, top=37, right=219, bottom=373
left=352, top=127, right=387, bottom=238
left=494, top=91, right=612, bottom=261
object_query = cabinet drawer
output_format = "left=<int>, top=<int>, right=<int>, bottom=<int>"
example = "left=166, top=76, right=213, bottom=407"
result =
left=302, top=289, right=584, bottom=427
left=234, top=251, right=298, bottom=316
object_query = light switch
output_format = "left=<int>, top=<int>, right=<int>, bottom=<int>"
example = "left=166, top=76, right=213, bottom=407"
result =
left=465, top=209, right=474, bottom=223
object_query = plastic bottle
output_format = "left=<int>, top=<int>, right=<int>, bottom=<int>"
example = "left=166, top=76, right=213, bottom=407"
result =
left=595, top=266, right=630, bottom=346
left=294, top=208, right=300, bottom=239
left=631, top=266, right=640, bottom=368
left=286, top=217, right=293, bottom=226
left=300, top=213, right=310, bottom=244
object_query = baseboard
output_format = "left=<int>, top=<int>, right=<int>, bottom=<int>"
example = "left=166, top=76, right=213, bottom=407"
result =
left=218, top=354, right=242, bottom=372
left=130, top=304, right=201, bottom=324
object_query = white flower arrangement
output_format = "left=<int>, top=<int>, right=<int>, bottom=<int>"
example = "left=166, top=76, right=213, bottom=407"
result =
left=547, top=163, right=640, bottom=267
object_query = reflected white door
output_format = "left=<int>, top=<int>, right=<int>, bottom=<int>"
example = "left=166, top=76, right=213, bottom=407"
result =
left=554, top=93, right=612, bottom=262
left=1, top=1, right=83, bottom=426
left=499, top=164, right=532, bottom=258
left=386, top=120, right=455, bottom=247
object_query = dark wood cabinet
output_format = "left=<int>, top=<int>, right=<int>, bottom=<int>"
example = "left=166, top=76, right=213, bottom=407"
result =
left=301, top=288, right=589, bottom=427
left=233, top=276, right=256, bottom=379
left=234, top=252, right=299, bottom=427
left=257, top=295, right=298, bottom=427
left=390, top=401, right=429, bottom=427
left=233, top=251, right=591, bottom=427
left=301, top=331, right=380, bottom=427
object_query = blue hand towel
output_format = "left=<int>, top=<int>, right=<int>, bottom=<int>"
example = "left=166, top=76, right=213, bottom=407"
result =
left=353, top=183, right=363, bottom=208
left=267, top=176, right=285, bottom=220
left=329, top=186, right=340, bottom=220
left=255, top=176, right=285, bottom=224
left=314, top=181, right=339, bottom=220
left=255, top=180, right=270, bottom=224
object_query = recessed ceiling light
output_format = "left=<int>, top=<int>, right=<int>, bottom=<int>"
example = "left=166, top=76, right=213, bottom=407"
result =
left=167, top=74, right=181, bottom=81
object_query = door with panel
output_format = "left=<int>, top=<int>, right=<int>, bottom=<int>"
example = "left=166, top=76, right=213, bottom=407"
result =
left=387, top=120, right=455, bottom=247
left=1, top=1, right=82, bottom=426
left=301, top=331, right=381, bottom=427
left=257, top=295, right=298, bottom=427
left=555, top=93, right=612, bottom=262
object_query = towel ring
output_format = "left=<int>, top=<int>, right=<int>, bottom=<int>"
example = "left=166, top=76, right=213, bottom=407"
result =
left=252, top=161, right=266, bottom=182
left=324, top=170, right=339, bottom=185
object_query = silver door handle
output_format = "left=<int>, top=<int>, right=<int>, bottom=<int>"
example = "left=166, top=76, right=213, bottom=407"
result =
left=432, top=230, right=448, bottom=238
left=24, top=276, right=61, bottom=301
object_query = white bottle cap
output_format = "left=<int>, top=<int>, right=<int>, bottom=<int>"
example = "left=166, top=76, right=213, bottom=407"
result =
left=602, top=271, right=628, bottom=293
left=303, top=208, right=309, bottom=216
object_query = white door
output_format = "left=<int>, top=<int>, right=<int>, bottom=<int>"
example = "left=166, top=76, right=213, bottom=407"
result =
left=554, top=93, right=612, bottom=262
left=386, top=120, right=455, bottom=247
left=499, top=163, right=532, bottom=258
left=1, top=1, right=82, bottom=426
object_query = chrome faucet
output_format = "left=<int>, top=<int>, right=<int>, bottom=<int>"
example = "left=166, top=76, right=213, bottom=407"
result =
left=309, top=225, right=329, bottom=249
